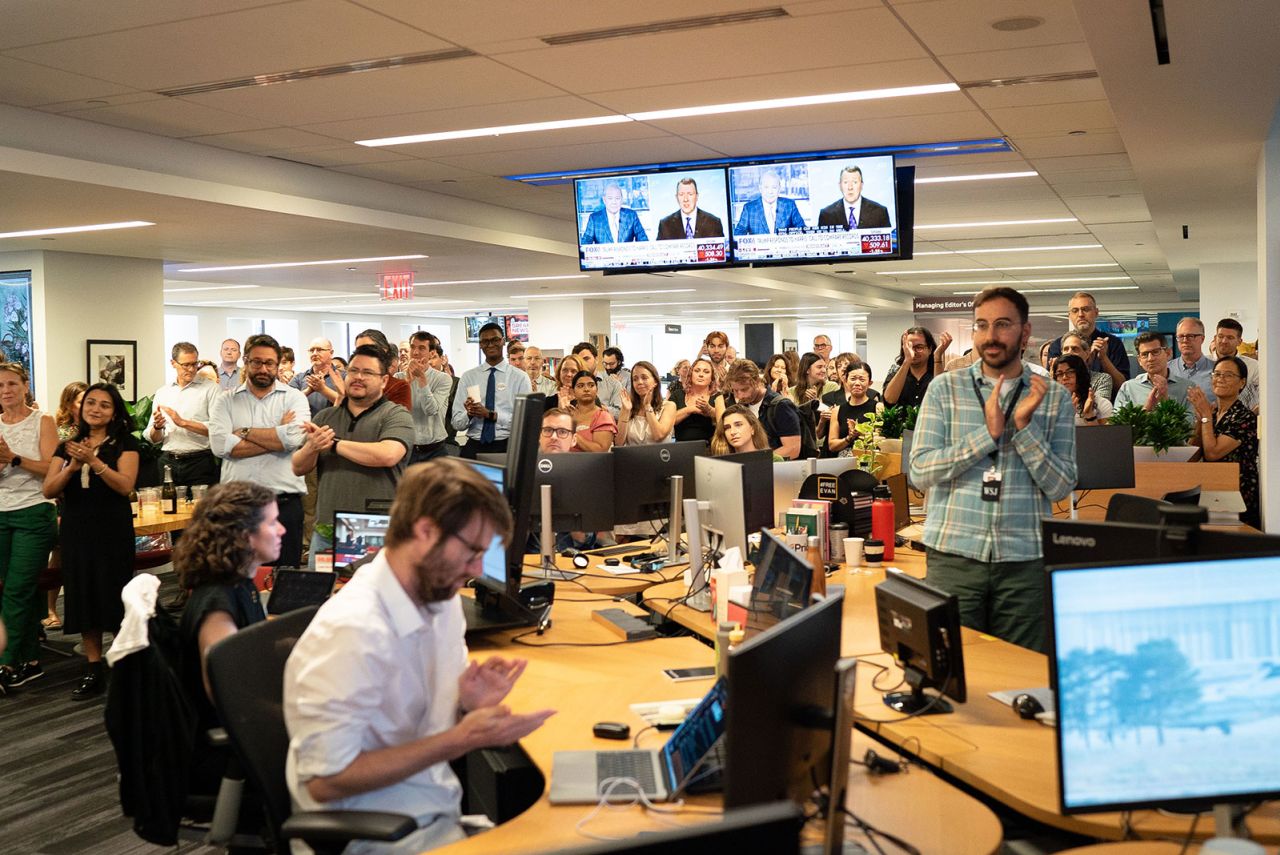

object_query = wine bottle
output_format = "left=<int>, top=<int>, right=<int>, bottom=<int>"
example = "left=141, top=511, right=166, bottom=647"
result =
left=161, top=465, right=178, bottom=515
left=129, top=490, right=139, bottom=518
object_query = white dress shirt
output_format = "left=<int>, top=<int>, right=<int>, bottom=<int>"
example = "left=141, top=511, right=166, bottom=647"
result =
left=284, top=551, right=468, bottom=827
left=207, top=381, right=310, bottom=495
left=449, top=360, right=532, bottom=440
left=149, top=376, right=221, bottom=453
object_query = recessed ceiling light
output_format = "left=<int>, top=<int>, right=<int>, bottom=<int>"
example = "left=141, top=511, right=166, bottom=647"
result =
left=510, top=289, right=695, bottom=299
left=877, top=263, right=1118, bottom=276
left=915, top=218, right=1078, bottom=230
left=922, top=275, right=1130, bottom=286
left=163, top=285, right=261, bottom=294
left=914, top=243, right=1102, bottom=255
left=914, top=171, right=1038, bottom=184
left=0, top=220, right=154, bottom=240
left=357, top=82, right=959, bottom=147
left=176, top=254, right=427, bottom=273
left=952, top=285, right=1139, bottom=295
left=991, top=16, right=1044, bottom=31
left=613, top=298, right=771, bottom=308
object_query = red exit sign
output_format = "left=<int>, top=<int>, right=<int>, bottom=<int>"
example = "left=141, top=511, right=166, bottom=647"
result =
left=379, top=272, right=414, bottom=301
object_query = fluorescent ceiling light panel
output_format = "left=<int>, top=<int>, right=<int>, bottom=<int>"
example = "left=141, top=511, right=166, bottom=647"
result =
left=717, top=306, right=830, bottom=313
left=358, top=83, right=958, bottom=147
left=0, top=220, right=154, bottom=239
left=163, top=285, right=260, bottom=293
left=921, top=275, right=1130, bottom=286
left=914, top=243, right=1102, bottom=255
left=913, top=171, right=1037, bottom=184
left=613, top=298, right=771, bottom=308
left=876, top=263, right=1118, bottom=276
left=187, top=293, right=373, bottom=306
left=510, top=289, right=695, bottom=299
left=418, top=274, right=588, bottom=286
left=177, top=254, right=427, bottom=273
left=915, top=218, right=1077, bottom=230
left=952, top=286, right=1139, bottom=295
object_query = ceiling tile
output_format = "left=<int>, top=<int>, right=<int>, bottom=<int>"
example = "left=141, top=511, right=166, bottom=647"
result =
left=329, top=160, right=491, bottom=183
left=59, top=97, right=276, bottom=136
left=267, top=145, right=415, bottom=168
left=939, top=42, right=1095, bottom=82
left=1051, top=178, right=1142, bottom=197
left=1012, top=131, right=1125, bottom=158
left=0, top=0, right=278, bottom=50
left=1064, top=195, right=1152, bottom=225
left=893, top=0, right=1087, bottom=55
left=430, top=137, right=724, bottom=177
left=683, top=111, right=1000, bottom=156
left=184, top=126, right=346, bottom=154
left=0, top=56, right=135, bottom=107
left=966, top=76, right=1106, bottom=109
left=985, top=100, right=1114, bottom=136
left=1030, top=153, right=1132, bottom=174
left=3, top=0, right=450, bottom=91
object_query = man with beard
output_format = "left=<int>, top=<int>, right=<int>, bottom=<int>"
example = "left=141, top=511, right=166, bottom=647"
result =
left=284, top=459, right=554, bottom=853
left=207, top=334, right=311, bottom=566
left=293, top=345, right=415, bottom=564
left=1045, top=291, right=1131, bottom=390
left=908, top=287, right=1076, bottom=653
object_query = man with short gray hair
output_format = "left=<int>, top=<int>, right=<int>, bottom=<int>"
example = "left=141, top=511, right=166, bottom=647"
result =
left=1046, top=292, right=1130, bottom=392
left=1168, top=317, right=1216, bottom=404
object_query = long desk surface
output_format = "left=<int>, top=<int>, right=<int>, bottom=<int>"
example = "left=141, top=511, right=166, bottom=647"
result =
left=440, top=582, right=1002, bottom=854
left=642, top=546, right=1280, bottom=845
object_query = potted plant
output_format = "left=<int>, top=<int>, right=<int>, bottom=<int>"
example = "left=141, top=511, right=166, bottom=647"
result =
left=877, top=404, right=918, bottom=456
left=126, top=395, right=164, bottom=488
left=850, top=410, right=886, bottom=475
left=1108, top=399, right=1196, bottom=462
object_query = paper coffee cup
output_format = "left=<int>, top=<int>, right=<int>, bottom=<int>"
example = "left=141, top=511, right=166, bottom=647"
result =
left=844, top=537, right=865, bottom=567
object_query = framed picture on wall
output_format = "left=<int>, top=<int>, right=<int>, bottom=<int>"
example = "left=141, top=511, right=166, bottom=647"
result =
left=87, top=339, right=137, bottom=403
left=782, top=338, right=799, bottom=352
left=0, top=271, right=36, bottom=397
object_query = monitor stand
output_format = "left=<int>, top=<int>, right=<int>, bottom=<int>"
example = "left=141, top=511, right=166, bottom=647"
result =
left=523, top=484, right=583, bottom=581
left=682, top=497, right=712, bottom=612
left=882, top=667, right=953, bottom=716
left=461, top=596, right=531, bottom=634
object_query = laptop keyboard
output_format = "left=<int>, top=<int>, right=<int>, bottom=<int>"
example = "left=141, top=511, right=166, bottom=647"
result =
left=596, top=751, right=658, bottom=793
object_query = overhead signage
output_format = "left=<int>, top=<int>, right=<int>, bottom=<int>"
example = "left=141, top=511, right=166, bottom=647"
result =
left=913, top=297, right=974, bottom=314
left=379, top=272, right=414, bottom=301
left=665, top=324, right=682, bottom=334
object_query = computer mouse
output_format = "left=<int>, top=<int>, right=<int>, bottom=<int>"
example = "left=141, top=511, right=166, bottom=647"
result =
left=604, top=557, right=620, bottom=566
left=1012, top=693, right=1045, bottom=719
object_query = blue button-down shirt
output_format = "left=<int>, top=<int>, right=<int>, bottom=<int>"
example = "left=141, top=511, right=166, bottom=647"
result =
left=289, top=366, right=344, bottom=416
left=449, top=361, right=532, bottom=441
left=207, top=381, right=310, bottom=495
left=909, top=361, right=1077, bottom=563
left=1168, top=354, right=1216, bottom=404
left=1114, top=372, right=1194, bottom=420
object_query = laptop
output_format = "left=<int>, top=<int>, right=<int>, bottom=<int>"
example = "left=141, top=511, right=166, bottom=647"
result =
left=265, top=568, right=337, bottom=616
left=549, top=678, right=727, bottom=804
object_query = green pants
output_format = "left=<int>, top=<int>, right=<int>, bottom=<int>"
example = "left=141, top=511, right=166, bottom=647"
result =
left=0, top=502, right=58, bottom=666
left=924, top=547, right=1047, bottom=653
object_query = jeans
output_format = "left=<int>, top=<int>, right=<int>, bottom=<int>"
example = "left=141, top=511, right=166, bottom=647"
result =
left=924, top=547, right=1047, bottom=653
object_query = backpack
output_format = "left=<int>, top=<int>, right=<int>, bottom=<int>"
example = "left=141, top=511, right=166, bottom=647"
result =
left=760, top=394, right=819, bottom=460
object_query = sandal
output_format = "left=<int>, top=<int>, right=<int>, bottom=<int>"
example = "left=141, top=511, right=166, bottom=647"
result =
left=41, top=616, right=62, bottom=631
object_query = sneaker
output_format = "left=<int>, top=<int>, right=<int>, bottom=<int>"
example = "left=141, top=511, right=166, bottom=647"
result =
left=3, top=662, right=44, bottom=688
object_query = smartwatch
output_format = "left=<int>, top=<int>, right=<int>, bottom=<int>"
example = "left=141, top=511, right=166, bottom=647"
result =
left=10, top=456, right=21, bottom=469
left=331, top=439, right=341, bottom=455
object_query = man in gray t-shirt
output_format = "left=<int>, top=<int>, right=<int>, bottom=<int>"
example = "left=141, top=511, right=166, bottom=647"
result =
left=292, top=345, right=415, bottom=565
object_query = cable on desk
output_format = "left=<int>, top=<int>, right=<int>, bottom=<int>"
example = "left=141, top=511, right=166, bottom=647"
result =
left=574, top=778, right=687, bottom=842
left=1176, top=811, right=1201, bottom=855
left=842, top=807, right=921, bottom=855
left=853, top=659, right=953, bottom=724
left=508, top=626, right=656, bottom=648
left=631, top=724, right=657, bottom=748
left=854, top=656, right=907, bottom=694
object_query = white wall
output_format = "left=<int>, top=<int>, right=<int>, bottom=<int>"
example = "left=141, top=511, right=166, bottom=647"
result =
left=864, top=310, right=916, bottom=386
left=1199, top=262, right=1259, bottom=339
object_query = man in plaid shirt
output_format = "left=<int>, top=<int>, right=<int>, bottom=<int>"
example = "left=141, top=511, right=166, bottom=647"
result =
left=908, top=287, right=1076, bottom=652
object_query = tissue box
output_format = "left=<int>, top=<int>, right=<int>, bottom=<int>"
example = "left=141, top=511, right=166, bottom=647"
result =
left=726, top=584, right=753, bottom=626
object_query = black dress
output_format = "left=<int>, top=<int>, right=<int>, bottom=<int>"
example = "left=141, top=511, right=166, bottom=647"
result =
left=669, top=386, right=720, bottom=444
left=55, top=434, right=139, bottom=635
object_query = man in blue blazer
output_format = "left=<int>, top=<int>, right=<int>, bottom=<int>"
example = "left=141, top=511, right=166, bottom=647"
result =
left=580, top=183, right=647, bottom=244
left=733, top=171, right=808, bottom=235
left=816, top=165, right=891, bottom=230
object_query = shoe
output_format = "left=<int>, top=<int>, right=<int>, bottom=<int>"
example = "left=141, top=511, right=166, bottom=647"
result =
left=0, top=662, right=43, bottom=689
left=71, top=668, right=105, bottom=700
left=41, top=615, right=62, bottom=632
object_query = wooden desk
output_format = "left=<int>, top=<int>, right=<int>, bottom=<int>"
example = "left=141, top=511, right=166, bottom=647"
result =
left=516, top=548, right=687, bottom=599
left=133, top=506, right=196, bottom=536
left=441, top=568, right=1001, bottom=854
left=1054, top=461, right=1240, bottom=520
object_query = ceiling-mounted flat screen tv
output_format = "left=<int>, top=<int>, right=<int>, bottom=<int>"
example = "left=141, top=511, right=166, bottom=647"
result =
left=575, top=167, right=730, bottom=272
left=728, top=154, right=900, bottom=264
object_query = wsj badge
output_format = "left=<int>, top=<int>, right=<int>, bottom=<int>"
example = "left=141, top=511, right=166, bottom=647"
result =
left=981, top=467, right=1002, bottom=502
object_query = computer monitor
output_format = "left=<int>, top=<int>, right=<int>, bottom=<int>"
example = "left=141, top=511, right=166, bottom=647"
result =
left=725, top=589, right=845, bottom=810
left=556, top=802, right=802, bottom=854
left=333, top=510, right=389, bottom=572
left=467, top=461, right=514, bottom=591
left=874, top=569, right=967, bottom=715
left=1049, top=554, right=1280, bottom=815
left=744, top=528, right=814, bottom=636
left=612, top=440, right=706, bottom=525
left=772, top=459, right=812, bottom=519
left=1075, top=424, right=1135, bottom=490
left=694, top=456, right=747, bottom=559
left=532, top=452, right=616, bottom=532
left=1042, top=518, right=1167, bottom=568
left=720, top=449, right=775, bottom=535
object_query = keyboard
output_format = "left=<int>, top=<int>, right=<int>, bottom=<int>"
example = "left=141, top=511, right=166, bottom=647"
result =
left=584, top=543, right=652, bottom=558
left=596, top=751, right=658, bottom=793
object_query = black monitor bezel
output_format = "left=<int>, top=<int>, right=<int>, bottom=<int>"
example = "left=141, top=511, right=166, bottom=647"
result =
left=874, top=569, right=967, bottom=705
left=1047, top=552, right=1280, bottom=815
left=610, top=439, right=708, bottom=525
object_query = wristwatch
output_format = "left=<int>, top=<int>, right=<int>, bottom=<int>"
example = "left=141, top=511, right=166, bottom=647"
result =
left=331, top=439, right=341, bottom=455
left=10, top=456, right=20, bottom=468
left=1200, top=416, right=1211, bottom=424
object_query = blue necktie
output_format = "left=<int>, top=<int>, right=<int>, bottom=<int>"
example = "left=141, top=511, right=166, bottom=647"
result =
left=685, top=216, right=694, bottom=239
left=848, top=207, right=858, bottom=231
left=481, top=366, right=496, bottom=444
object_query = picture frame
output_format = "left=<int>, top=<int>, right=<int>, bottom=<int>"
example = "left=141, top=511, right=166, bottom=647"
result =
left=0, top=271, right=36, bottom=397
left=87, top=339, right=137, bottom=403
left=782, top=338, right=799, bottom=352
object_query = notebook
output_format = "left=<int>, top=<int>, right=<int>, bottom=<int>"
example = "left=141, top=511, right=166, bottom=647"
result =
left=549, top=678, right=727, bottom=804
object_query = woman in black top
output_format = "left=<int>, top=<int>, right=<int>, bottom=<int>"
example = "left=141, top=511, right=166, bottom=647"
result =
left=669, top=357, right=722, bottom=444
left=176, top=480, right=282, bottom=794
left=827, top=363, right=879, bottom=457
left=43, top=382, right=139, bottom=699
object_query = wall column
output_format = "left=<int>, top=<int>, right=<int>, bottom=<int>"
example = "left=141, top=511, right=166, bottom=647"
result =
left=526, top=298, right=611, bottom=354
left=1256, top=110, right=1280, bottom=532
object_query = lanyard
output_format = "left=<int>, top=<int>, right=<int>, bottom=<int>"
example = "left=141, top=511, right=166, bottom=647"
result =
left=971, top=375, right=1024, bottom=466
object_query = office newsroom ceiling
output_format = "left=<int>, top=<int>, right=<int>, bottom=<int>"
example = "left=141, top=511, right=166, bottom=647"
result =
left=0, top=0, right=1277, bottom=329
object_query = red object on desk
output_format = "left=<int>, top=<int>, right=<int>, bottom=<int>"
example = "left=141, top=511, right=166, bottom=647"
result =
left=872, top=485, right=895, bottom=561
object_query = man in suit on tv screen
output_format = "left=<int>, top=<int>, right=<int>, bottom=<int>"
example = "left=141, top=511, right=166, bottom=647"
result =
left=580, top=183, right=647, bottom=244
left=817, top=165, right=891, bottom=230
left=733, top=170, right=807, bottom=235
left=656, top=177, right=725, bottom=240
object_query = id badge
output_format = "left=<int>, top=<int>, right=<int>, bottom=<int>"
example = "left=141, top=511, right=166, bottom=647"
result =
left=981, top=466, right=1002, bottom=502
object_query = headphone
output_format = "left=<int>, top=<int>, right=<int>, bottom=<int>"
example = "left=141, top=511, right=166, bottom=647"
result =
left=562, top=549, right=590, bottom=569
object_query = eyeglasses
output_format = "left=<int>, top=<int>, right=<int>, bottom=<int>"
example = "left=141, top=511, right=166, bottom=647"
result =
left=346, top=368, right=384, bottom=379
left=540, top=426, right=573, bottom=439
left=448, top=531, right=493, bottom=564
left=1052, top=371, right=1075, bottom=380
left=478, top=336, right=504, bottom=345
left=1175, top=333, right=1204, bottom=341
left=307, top=347, right=332, bottom=353
left=173, top=361, right=199, bottom=369
left=1136, top=349, right=1165, bottom=361
left=1210, top=371, right=1242, bottom=380
left=246, top=359, right=278, bottom=370
left=971, top=319, right=1019, bottom=334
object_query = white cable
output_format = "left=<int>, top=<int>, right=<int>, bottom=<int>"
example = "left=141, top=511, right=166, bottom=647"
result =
left=573, top=777, right=689, bottom=841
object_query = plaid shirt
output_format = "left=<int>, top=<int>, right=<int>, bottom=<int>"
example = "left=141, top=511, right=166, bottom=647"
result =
left=909, top=360, right=1077, bottom=563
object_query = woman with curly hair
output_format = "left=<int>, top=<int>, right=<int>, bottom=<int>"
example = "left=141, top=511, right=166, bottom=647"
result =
left=176, top=480, right=282, bottom=792
left=669, top=357, right=723, bottom=443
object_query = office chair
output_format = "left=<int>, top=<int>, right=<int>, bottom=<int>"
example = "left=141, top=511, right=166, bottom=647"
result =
left=206, top=606, right=416, bottom=855
left=1162, top=485, right=1202, bottom=505
left=1105, top=493, right=1170, bottom=525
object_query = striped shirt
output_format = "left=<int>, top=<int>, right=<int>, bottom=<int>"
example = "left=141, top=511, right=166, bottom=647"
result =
left=909, top=360, right=1077, bottom=563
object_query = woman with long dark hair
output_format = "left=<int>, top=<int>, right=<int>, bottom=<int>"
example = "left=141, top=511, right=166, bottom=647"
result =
left=1051, top=354, right=1110, bottom=426
left=177, top=480, right=281, bottom=792
left=882, top=326, right=938, bottom=407
left=568, top=371, right=617, bottom=452
left=1189, top=356, right=1261, bottom=530
left=43, top=382, right=139, bottom=698
left=670, top=357, right=723, bottom=444
left=616, top=361, right=676, bottom=447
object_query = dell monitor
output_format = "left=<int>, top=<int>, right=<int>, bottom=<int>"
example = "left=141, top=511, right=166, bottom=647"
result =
left=612, top=440, right=706, bottom=525
left=874, top=569, right=967, bottom=715
left=532, top=452, right=616, bottom=533
left=1049, top=554, right=1280, bottom=816
left=725, top=589, right=845, bottom=810
left=744, top=528, right=814, bottom=636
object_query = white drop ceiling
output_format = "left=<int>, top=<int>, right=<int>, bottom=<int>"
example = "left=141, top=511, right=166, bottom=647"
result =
left=0, top=0, right=1276, bottom=325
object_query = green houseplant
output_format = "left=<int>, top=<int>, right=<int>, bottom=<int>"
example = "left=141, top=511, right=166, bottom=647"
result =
left=850, top=411, right=886, bottom=475
left=879, top=404, right=918, bottom=440
left=125, top=395, right=163, bottom=488
left=1107, top=399, right=1193, bottom=454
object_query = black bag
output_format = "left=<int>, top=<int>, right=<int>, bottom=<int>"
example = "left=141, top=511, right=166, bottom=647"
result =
left=760, top=394, right=819, bottom=460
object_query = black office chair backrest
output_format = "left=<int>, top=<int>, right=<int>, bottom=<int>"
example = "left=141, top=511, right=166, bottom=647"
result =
left=1162, top=485, right=1202, bottom=506
left=1105, top=493, right=1170, bottom=525
left=206, top=606, right=319, bottom=849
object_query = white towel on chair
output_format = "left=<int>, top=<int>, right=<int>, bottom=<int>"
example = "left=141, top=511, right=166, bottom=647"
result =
left=107, top=573, right=161, bottom=666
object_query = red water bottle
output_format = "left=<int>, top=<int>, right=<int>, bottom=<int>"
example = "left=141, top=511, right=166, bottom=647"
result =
left=871, top=484, right=895, bottom=561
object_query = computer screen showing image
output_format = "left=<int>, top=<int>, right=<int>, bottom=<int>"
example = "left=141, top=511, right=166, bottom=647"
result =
left=333, top=510, right=389, bottom=572
left=1050, top=554, right=1280, bottom=814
